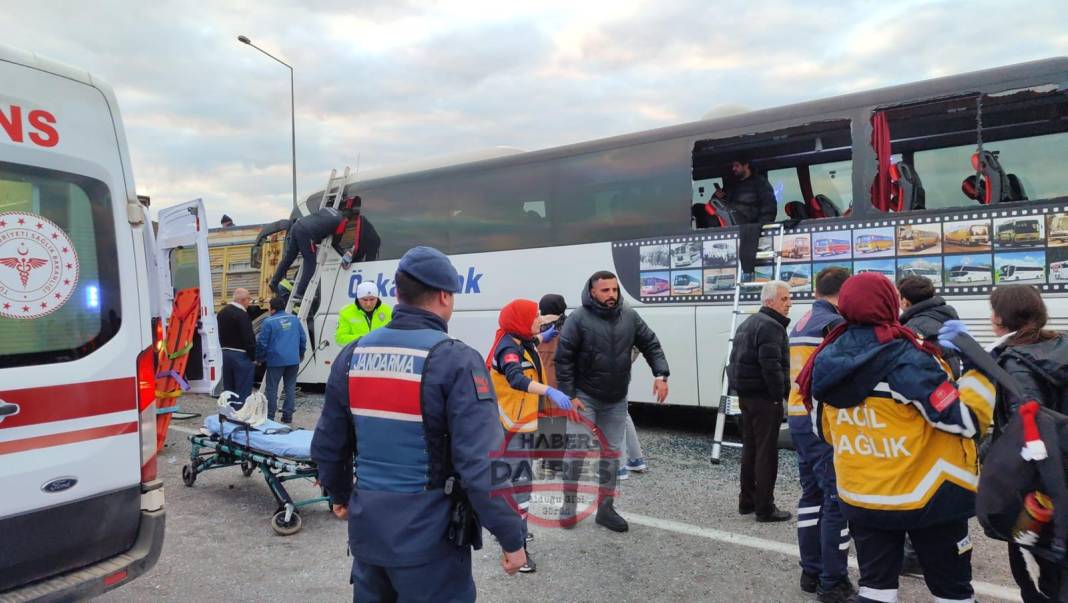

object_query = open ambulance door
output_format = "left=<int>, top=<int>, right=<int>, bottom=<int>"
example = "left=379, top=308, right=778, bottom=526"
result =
left=155, top=199, right=221, bottom=394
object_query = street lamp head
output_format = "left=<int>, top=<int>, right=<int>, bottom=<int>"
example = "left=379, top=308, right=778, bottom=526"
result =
left=237, top=35, right=251, bottom=45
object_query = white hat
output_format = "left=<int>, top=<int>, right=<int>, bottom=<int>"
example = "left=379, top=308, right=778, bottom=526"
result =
left=356, top=281, right=378, bottom=299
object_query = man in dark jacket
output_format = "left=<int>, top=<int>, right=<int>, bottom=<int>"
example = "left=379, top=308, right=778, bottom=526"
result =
left=728, top=280, right=792, bottom=522
left=217, top=288, right=256, bottom=405
left=898, top=275, right=961, bottom=378
left=555, top=270, right=670, bottom=532
left=713, top=157, right=778, bottom=225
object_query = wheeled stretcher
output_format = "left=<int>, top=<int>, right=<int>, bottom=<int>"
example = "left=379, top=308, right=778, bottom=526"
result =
left=182, top=414, right=330, bottom=535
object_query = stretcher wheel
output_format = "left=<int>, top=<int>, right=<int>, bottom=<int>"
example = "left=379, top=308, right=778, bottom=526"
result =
left=241, top=460, right=255, bottom=477
left=181, top=465, right=196, bottom=487
left=271, top=509, right=302, bottom=536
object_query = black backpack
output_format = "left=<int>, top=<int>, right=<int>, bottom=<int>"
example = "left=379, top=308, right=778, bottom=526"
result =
left=953, top=334, right=1068, bottom=563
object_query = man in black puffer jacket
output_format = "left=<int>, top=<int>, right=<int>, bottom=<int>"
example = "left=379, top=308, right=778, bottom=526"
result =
left=555, top=270, right=670, bottom=532
left=728, top=280, right=792, bottom=522
left=898, top=276, right=961, bottom=378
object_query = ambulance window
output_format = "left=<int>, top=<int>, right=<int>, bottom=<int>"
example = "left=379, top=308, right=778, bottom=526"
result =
left=0, top=162, right=120, bottom=369
left=169, top=247, right=200, bottom=291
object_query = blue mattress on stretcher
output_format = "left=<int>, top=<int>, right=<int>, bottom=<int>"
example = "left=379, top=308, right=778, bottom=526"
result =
left=203, top=415, right=314, bottom=461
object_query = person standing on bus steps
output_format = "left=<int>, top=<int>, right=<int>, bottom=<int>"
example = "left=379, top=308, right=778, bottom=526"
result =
left=898, top=275, right=962, bottom=378
left=729, top=280, right=792, bottom=523
left=256, top=296, right=307, bottom=424
left=786, top=268, right=854, bottom=602
left=487, top=298, right=570, bottom=573
left=713, top=156, right=777, bottom=225
left=217, top=288, right=256, bottom=406
left=554, top=270, right=670, bottom=532
left=797, top=272, right=996, bottom=603
left=268, top=196, right=372, bottom=304
left=311, top=246, right=526, bottom=602
left=940, top=285, right=1068, bottom=602
left=335, top=281, right=393, bottom=346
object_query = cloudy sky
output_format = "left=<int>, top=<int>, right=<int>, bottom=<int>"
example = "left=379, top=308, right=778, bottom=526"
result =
left=4, top=0, right=1068, bottom=226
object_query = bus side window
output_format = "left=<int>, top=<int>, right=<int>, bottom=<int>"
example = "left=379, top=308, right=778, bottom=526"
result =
left=874, top=87, right=1068, bottom=212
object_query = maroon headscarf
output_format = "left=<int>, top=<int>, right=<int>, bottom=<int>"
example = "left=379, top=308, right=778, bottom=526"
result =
left=796, top=272, right=941, bottom=409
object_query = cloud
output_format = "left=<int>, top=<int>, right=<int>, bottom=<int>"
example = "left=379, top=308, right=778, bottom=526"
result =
left=3, top=0, right=1068, bottom=228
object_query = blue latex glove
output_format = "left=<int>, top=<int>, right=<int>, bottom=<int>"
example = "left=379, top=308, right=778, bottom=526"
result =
left=937, top=319, right=969, bottom=352
left=341, top=251, right=353, bottom=270
left=545, top=387, right=572, bottom=410
left=540, top=324, right=558, bottom=343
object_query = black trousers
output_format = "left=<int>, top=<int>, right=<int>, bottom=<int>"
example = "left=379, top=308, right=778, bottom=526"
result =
left=852, top=519, right=972, bottom=602
left=738, top=396, right=782, bottom=516
left=1008, top=541, right=1068, bottom=602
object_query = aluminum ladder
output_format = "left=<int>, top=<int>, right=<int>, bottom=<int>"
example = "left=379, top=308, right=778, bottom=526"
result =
left=710, top=223, right=786, bottom=464
left=283, top=166, right=352, bottom=323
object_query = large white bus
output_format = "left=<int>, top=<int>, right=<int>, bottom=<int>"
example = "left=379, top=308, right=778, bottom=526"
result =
left=268, top=57, right=1068, bottom=408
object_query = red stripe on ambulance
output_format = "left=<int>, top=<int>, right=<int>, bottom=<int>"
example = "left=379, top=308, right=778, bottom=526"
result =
left=0, top=421, right=137, bottom=456
left=0, top=378, right=136, bottom=429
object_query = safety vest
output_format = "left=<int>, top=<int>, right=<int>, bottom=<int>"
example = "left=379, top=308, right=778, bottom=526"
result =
left=817, top=368, right=995, bottom=521
left=336, top=302, right=393, bottom=346
left=490, top=340, right=542, bottom=434
left=348, top=326, right=448, bottom=492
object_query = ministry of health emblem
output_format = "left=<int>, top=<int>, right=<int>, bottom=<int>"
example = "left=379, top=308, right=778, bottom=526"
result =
left=0, top=212, right=80, bottom=319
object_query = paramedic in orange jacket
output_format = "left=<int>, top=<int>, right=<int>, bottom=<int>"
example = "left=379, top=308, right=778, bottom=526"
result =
left=797, top=272, right=995, bottom=603
left=488, top=299, right=574, bottom=574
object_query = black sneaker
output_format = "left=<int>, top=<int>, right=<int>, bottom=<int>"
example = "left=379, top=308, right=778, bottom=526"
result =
left=280, top=414, right=293, bottom=425
left=519, top=546, right=536, bottom=573
left=525, top=532, right=534, bottom=542
left=738, top=504, right=755, bottom=515
left=595, top=499, right=629, bottom=533
left=817, top=579, right=856, bottom=603
left=755, top=506, right=792, bottom=523
left=800, top=572, right=818, bottom=594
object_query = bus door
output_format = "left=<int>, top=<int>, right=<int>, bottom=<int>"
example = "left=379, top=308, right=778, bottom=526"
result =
left=155, top=199, right=221, bottom=394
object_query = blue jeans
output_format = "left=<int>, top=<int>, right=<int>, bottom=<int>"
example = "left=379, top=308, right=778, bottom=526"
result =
left=222, top=349, right=254, bottom=404
left=790, top=417, right=849, bottom=589
left=265, top=364, right=299, bottom=419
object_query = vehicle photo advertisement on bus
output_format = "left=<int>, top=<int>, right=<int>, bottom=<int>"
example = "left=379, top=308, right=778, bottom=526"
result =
left=670, top=269, right=702, bottom=295
left=852, top=226, right=895, bottom=258
left=780, top=233, right=811, bottom=263
left=1047, top=212, right=1068, bottom=246
left=942, top=219, right=992, bottom=253
left=670, top=242, right=702, bottom=269
left=780, top=264, right=812, bottom=292
left=994, top=250, right=1047, bottom=284
left=897, top=257, right=944, bottom=286
left=701, top=239, right=736, bottom=267
left=639, top=271, right=670, bottom=297
left=639, top=244, right=670, bottom=271
left=702, top=267, right=736, bottom=294
left=812, top=235, right=852, bottom=259
left=994, top=215, right=1045, bottom=248
left=896, top=224, right=942, bottom=256
left=854, top=259, right=896, bottom=279
left=943, top=253, right=993, bottom=286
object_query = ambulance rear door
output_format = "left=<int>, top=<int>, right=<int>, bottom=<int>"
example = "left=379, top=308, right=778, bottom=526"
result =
left=155, top=198, right=220, bottom=393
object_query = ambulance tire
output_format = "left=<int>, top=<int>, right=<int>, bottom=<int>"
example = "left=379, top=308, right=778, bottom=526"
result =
left=271, top=509, right=302, bottom=536
left=182, top=465, right=197, bottom=487
left=241, top=460, right=256, bottom=477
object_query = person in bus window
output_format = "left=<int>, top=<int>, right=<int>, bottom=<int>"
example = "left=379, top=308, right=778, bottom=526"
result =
left=487, top=298, right=570, bottom=573
left=713, top=156, right=777, bottom=225
left=336, top=281, right=393, bottom=346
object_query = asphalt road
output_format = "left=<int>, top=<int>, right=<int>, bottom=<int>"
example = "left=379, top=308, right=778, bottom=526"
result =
left=101, top=393, right=1023, bottom=602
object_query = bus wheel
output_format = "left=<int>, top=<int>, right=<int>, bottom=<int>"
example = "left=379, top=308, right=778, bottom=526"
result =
left=271, top=509, right=302, bottom=536
left=181, top=465, right=197, bottom=487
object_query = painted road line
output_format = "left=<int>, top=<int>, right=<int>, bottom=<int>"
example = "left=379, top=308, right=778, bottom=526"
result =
left=625, top=512, right=1021, bottom=603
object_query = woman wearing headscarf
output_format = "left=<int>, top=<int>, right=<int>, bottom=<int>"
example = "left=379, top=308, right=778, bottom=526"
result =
left=942, top=285, right=1068, bottom=602
left=487, top=298, right=572, bottom=574
left=797, top=273, right=995, bottom=603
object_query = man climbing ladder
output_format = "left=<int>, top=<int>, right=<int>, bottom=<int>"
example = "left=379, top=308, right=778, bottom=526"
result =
left=268, top=196, right=359, bottom=304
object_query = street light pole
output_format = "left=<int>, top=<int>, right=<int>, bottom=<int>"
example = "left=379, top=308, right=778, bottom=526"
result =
left=238, top=35, right=297, bottom=212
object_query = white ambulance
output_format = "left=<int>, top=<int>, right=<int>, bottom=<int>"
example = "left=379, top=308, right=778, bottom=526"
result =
left=1, top=45, right=219, bottom=599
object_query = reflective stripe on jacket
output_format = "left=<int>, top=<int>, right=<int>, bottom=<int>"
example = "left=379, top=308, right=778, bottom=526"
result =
left=491, top=337, right=542, bottom=433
